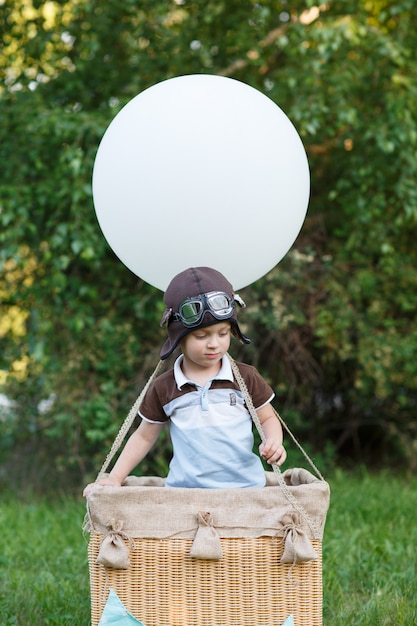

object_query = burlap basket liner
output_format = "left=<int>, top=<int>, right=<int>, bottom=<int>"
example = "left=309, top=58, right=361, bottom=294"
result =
left=86, top=468, right=330, bottom=626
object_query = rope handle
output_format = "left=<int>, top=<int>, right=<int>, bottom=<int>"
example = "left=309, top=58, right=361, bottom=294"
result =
left=95, top=359, right=164, bottom=480
left=227, top=353, right=323, bottom=537
left=227, top=354, right=324, bottom=479
left=271, top=406, right=325, bottom=481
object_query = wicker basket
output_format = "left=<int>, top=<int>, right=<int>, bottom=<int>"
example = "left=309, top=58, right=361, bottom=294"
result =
left=88, top=535, right=322, bottom=626
left=85, top=357, right=330, bottom=625
left=86, top=471, right=330, bottom=626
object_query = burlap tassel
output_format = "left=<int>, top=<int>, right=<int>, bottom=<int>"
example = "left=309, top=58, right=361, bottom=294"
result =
left=189, top=511, right=223, bottom=560
left=278, top=512, right=319, bottom=564
left=96, top=519, right=135, bottom=569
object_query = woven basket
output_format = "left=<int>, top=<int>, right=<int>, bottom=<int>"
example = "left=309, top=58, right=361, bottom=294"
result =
left=88, top=536, right=322, bottom=626
left=86, top=470, right=330, bottom=626
left=85, top=356, right=330, bottom=625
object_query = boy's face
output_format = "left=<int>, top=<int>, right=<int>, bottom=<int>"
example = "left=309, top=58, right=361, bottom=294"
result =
left=180, top=322, right=231, bottom=368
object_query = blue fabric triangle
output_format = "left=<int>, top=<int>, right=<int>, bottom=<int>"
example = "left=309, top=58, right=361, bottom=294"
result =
left=98, top=589, right=146, bottom=625
left=281, top=616, right=295, bottom=626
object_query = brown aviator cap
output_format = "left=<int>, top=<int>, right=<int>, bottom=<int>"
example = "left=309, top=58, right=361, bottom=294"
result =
left=160, top=267, right=250, bottom=360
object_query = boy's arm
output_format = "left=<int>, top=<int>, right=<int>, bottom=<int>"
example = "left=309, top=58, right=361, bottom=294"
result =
left=257, top=403, right=287, bottom=466
left=83, top=419, right=164, bottom=497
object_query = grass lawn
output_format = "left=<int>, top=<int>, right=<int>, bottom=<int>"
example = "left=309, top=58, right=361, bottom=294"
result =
left=323, top=468, right=417, bottom=625
left=0, top=469, right=416, bottom=625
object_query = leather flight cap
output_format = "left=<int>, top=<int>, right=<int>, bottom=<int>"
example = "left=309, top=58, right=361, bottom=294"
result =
left=160, top=267, right=251, bottom=360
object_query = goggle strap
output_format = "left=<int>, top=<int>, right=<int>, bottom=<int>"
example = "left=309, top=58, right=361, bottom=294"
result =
left=160, top=307, right=173, bottom=327
left=234, top=293, right=246, bottom=308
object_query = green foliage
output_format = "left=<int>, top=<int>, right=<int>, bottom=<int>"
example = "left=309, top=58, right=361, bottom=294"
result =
left=1, top=0, right=417, bottom=488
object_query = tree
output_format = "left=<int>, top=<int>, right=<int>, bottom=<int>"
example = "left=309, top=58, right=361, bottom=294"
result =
left=1, top=0, right=417, bottom=491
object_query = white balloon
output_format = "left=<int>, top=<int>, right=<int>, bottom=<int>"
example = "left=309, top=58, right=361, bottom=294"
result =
left=92, top=74, right=309, bottom=291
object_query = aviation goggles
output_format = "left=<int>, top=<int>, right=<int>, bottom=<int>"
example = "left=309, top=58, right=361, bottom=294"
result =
left=170, top=291, right=244, bottom=328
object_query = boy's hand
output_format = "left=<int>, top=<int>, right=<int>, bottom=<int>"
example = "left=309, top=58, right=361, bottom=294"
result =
left=83, top=476, right=122, bottom=498
left=259, top=439, right=287, bottom=466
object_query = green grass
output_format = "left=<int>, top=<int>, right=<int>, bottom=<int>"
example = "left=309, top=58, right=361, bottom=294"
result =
left=0, top=496, right=90, bottom=625
left=0, top=469, right=416, bottom=625
left=323, top=468, right=417, bottom=625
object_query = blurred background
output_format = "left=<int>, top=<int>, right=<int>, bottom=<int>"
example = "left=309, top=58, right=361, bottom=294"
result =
left=1, top=0, right=416, bottom=493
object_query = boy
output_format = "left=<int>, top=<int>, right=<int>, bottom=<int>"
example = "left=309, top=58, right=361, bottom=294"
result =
left=84, top=267, right=286, bottom=496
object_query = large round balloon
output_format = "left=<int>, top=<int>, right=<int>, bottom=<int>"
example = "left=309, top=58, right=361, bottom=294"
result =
left=92, top=74, right=309, bottom=291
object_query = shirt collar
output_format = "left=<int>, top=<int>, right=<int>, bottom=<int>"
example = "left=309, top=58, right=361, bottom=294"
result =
left=174, top=354, right=234, bottom=389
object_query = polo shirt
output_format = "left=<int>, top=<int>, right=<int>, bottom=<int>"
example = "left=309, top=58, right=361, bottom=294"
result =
left=138, top=355, right=274, bottom=488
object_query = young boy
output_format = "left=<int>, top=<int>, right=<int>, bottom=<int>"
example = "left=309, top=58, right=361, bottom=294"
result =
left=83, top=267, right=286, bottom=496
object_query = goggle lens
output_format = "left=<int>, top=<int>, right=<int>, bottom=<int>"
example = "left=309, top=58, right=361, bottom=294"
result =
left=176, top=291, right=234, bottom=327
left=206, top=292, right=231, bottom=315
left=180, top=300, right=204, bottom=325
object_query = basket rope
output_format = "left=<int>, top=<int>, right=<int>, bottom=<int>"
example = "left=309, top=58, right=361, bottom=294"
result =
left=272, top=406, right=324, bottom=481
left=96, top=359, right=164, bottom=479
left=84, top=360, right=164, bottom=533
left=227, top=353, right=323, bottom=538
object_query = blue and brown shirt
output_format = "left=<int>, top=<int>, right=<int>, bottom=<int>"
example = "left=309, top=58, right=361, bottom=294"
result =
left=139, top=355, right=274, bottom=488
